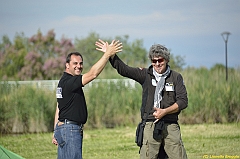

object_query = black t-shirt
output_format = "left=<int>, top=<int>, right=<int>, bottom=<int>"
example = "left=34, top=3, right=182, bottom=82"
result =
left=56, top=72, right=87, bottom=124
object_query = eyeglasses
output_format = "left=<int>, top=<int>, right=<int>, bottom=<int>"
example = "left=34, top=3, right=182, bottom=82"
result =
left=151, top=58, right=164, bottom=63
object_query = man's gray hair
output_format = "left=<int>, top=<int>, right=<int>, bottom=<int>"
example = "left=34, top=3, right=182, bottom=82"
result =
left=148, top=44, right=170, bottom=61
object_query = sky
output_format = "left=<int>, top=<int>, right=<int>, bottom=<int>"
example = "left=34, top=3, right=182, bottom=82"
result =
left=0, top=0, right=239, bottom=69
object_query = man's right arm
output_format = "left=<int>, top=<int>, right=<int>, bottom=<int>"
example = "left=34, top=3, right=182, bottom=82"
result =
left=52, top=103, right=59, bottom=146
left=82, top=40, right=122, bottom=86
left=53, top=103, right=59, bottom=129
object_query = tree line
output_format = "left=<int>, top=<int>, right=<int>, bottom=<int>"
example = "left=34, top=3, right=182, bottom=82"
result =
left=0, top=30, right=185, bottom=81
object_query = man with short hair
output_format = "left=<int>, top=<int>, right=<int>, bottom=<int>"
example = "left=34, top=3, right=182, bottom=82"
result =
left=52, top=40, right=122, bottom=159
left=96, top=40, right=188, bottom=159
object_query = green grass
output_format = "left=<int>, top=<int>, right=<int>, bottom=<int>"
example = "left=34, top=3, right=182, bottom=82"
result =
left=1, top=124, right=240, bottom=159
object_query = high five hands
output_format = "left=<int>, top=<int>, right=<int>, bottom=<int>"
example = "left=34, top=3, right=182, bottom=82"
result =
left=96, top=39, right=122, bottom=56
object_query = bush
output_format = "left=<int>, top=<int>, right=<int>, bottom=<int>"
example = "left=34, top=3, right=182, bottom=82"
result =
left=84, top=80, right=142, bottom=129
left=1, top=67, right=240, bottom=133
left=180, top=67, right=240, bottom=124
left=0, top=82, right=55, bottom=133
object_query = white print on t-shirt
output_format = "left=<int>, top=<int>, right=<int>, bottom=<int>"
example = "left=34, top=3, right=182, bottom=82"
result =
left=56, top=87, right=63, bottom=98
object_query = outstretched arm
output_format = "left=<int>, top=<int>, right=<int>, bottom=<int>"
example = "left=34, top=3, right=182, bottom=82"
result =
left=82, top=40, right=122, bottom=85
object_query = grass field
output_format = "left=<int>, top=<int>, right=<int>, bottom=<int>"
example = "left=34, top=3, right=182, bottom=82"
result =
left=1, top=124, right=240, bottom=159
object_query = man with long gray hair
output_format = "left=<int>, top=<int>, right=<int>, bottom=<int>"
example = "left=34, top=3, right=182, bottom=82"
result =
left=96, top=40, right=188, bottom=159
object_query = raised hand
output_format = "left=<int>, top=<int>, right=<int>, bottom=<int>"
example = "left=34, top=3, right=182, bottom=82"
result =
left=104, top=40, right=122, bottom=57
left=96, top=39, right=122, bottom=54
left=95, top=39, right=107, bottom=53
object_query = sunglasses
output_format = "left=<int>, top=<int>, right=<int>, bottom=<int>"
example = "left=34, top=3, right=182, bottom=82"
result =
left=151, top=58, right=164, bottom=63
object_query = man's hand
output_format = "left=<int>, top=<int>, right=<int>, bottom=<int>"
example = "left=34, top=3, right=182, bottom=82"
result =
left=96, top=39, right=122, bottom=55
left=52, top=134, right=58, bottom=146
left=105, top=40, right=122, bottom=57
left=95, top=39, right=107, bottom=53
left=153, top=103, right=179, bottom=123
left=153, top=107, right=167, bottom=120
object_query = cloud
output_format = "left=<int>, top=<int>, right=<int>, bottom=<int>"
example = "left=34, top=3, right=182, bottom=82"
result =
left=0, top=0, right=239, bottom=68
left=1, top=0, right=239, bottom=41
left=44, top=5, right=239, bottom=41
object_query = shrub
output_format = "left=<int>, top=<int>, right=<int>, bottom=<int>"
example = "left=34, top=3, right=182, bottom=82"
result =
left=0, top=82, right=55, bottom=133
left=84, top=80, right=142, bottom=129
left=1, top=67, right=240, bottom=133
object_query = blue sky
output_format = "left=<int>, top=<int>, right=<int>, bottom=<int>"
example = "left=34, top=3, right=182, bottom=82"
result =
left=0, top=0, right=239, bottom=68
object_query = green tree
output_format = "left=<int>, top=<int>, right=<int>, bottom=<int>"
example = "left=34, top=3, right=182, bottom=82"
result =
left=75, top=33, right=148, bottom=75
left=0, top=33, right=27, bottom=80
left=0, top=30, right=186, bottom=80
left=169, top=53, right=185, bottom=71
left=74, top=32, right=102, bottom=72
left=114, top=35, right=148, bottom=68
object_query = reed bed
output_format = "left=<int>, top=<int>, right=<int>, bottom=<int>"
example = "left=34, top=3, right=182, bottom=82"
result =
left=0, top=67, right=239, bottom=133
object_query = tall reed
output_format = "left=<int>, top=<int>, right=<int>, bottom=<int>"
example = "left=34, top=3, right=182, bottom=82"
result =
left=1, top=67, right=239, bottom=133
left=0, top=82, right=55, bottom=133
left=84, top=80, right=142, bottom=129
left=180, top=67, right=240, bottom=123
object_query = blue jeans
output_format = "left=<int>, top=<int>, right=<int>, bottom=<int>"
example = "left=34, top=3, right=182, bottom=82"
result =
left=54, top=122, right=83, bottom=159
